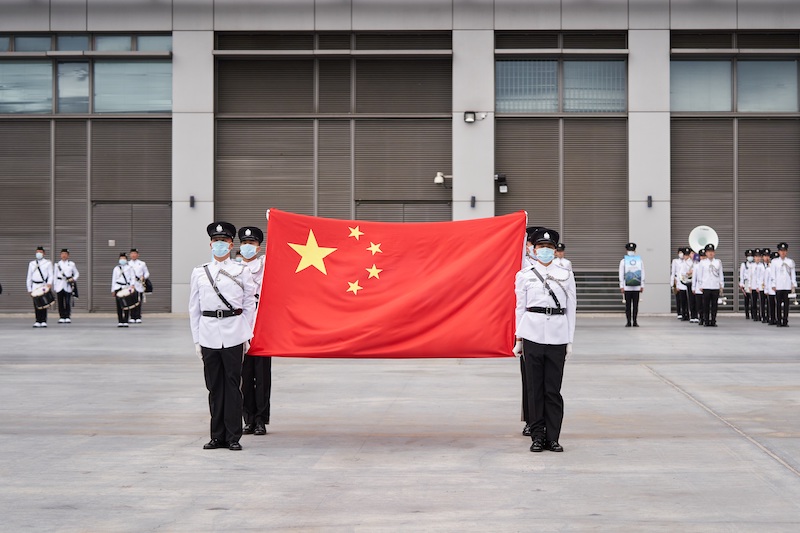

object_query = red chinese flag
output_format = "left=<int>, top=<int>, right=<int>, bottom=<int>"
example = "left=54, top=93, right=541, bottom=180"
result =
left=248, top=209, right=527, bottom=358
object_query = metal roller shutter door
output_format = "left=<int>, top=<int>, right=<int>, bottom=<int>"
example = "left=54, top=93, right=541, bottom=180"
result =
left=318, top=120, right=353, bottom=220
left=355, top=59, right=452, bottom=114
left=91, top=203, right=132, bottom=312
left=217, top=60, right=314, bottom=114
left=131, top=204, right=171, bottom=313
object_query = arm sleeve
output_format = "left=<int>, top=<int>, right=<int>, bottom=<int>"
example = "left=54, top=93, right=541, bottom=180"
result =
left=46, top=262, right=54, bottom=284
left=640, top=260, right=645, bottom=289
left=514, top=272, right=527, bottom=336
left=619, top=259, right=625, bottom=288
left=26, top=263, right=33, bottom=293
left=111, top=267, right=117, bottom=293
left=719, top=261, right=724, bottom=289
left=188, top=269, right=201, bottom=345
left=241, top=268, right=257, bottom=333
left=73, top=262, right=80, bottom=280
left=143, top=261, right=150, bottom=279
left=567, top=273, right=577, bottom=344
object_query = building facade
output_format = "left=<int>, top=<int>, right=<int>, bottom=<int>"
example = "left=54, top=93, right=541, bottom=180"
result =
left=1, top=1, right=799, bottom=314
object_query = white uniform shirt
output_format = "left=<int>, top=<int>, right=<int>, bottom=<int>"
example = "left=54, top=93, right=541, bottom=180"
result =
left=54, top=260, right=80, bottom=293
left=770, top=257, right=797, bottom=291
left=739, top=261, right=750, bottom=291
left=697, top=258, right=724, bottom=290
left=189, top=258, right=257, bottom=348
left=693, top=259, right=707, bottom=294
left=676, top=258, right=692, bottom=291
left=128, top=258, right=150, bottom=293
left=515, top=261, right=577, bottom=345
left=671, top=257, right=682, bottom=288
left=26, top=259, right=53, bottom=293
left=619, top=256, right=645, bottom=291
left=111, top=264, right=135, bottom=293
left=244, top=255, right=266, bottom=299
left=764, top=264, right=776, bottom=295
left=554, top=257, right=572, bottom=271
left=750, top=262, right=763, bottom=292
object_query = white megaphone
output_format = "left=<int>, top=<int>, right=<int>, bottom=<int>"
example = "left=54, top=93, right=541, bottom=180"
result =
left=689, top=225, right=719, bottom=253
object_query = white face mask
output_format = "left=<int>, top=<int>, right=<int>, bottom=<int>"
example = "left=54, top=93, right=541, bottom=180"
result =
left=627, top=250, right=635, bottom=256
left=747, top=256, right=754, bottom=263
left=35, top=252, right=44, bottom=260
left=678, top=252, right=684, bottom=259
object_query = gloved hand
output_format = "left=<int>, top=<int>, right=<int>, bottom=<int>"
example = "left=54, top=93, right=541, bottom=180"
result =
left=195, top=343, right=202, bottom=361
left=513, top=340, right=523, bottom=358
left=566, top=343, right=573, bottom=361
left=244, top=340, right=251, bottom=355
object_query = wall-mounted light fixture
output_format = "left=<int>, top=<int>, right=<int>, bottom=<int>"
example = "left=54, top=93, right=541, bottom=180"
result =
left=464, top=111, right=476, bottom=123
left=434, top=171, right=452, bottom=189
left=470, top=195, right=476, bottom=208
left=494, top=173, right=508, bottom=194
left=190, top=195, right=195, bottom=208
left=647, top=195, right=652, bottom=208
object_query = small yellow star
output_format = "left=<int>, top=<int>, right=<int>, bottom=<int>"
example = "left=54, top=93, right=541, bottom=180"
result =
left=348, top=226, right=364, bottom=240
left=367, top=242, right=382, bottom=255
left=288, top=229, right=337, bottom=275
left=346, top=280, right=363, bottom=295
left=366, top=264, right=382, bottom=279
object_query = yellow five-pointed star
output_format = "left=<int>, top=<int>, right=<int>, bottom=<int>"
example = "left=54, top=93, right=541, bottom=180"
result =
left=346, top=280, right=363, bottom=295
left=288, top=229, right=337, bottom=274
left=367, top=242, right=382, bottom=255
left=348, top=226, right=364, bottom=240
left=366, top=264, right=382, bottom=279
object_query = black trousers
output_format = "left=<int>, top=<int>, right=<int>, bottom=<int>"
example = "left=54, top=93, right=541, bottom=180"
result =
left=115, top=295, right=129, bottom=323
left=242, top=354, right=272, bottom=426
left=130, top=292, right=142, bottom=320
left=760, top=292, right=769, bottom=323
left=694, top=293, right=704, bottom=323
left=203, top=343, right=245, bottom=444
left=624, top=291, right=640, bottom=324
left=742, top=291, right=751, bottom=318
left=520, top=355, right=530, bottom=424
left=677, top=290, right=690, bottom=320
left=523, top=339, right=566, bottom=442
left=702, top=289, right=720, bottom=324
left=685, top=283, right=697, bottom=319
left=767, top=294, right=777, bottom=324
left=776, top=290, right=791, bottom=325
left=751, top=291, right=761, bottom=321
left=57, top=290, right=72, bottom=319
left=33, top=300, right=47, bottom=323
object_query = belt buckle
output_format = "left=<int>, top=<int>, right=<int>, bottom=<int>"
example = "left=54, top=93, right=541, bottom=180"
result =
left=215, top=309, right=224, bottom=319
left=545, top=307, right=552, bottom=317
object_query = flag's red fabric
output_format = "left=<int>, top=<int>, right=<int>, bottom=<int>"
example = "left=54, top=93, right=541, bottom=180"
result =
left=248, top=209, right=527, bottom=358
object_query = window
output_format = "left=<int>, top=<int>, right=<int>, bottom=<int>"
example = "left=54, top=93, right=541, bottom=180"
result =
left=94, top=60, right=171, bottom=113
left=496, top=60, right=558, bottom=112
left=737, top=60, right=798, bottom=112
left=137, top=36, right=172, bottom=52
left=57, top=35, right=90, bottom=51
left=563, top=60, right=626, bottom=112
left=95, top=35, right=133, bottom=52
left=0, top=36, right=9, bottom=52
left=14, top=36, right=52, bottom=52
left=670, top=61, right=732, bottom=112
left=0, top=61, right=52, bottom=113
left=57, top=62, right=90, bottom=113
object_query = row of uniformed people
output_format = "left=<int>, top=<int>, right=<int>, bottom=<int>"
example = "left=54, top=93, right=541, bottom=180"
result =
left=27, top=247, right=80, bottom=327
left=110, top=249, right=151, bottom=327
left=670, top=244, right=725, bottom=326
left=189, top=222, right=271, bottom=451
left=738, top=243, right=796, bottom=327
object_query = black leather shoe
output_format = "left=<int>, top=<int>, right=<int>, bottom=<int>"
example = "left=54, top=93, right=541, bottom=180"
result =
left=254, top=423, right=267, bottom=436
left=547, top=441, right=564, bottom=452
left=625, top=323, right=631, bottom=327
left=242, top=424, right=254, bottom=435
left=530, top=437, right=545, bottom=453
left=228, top=441, right=242, bottom=451
left=632, top=322, right=639, bottom=327
left=203, top=438, right=226, bottom=450
left=522, top=424, right=532, bottom=437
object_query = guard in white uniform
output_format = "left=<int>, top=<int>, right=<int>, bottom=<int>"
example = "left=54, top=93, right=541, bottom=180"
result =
left=54, top=248, right=79, bottom=323
left=128, top=248, right=150, bottom=324
left=514, top=228, right=576, bottom=453
left=619, top=242, right=645, bottom=327
left=696, top=243, right=724, bottom=327
left=238, top=226, right=271, bottom=437
left=26, top=245, right=53, bottom=328
left=749, top=249, right=763, bottom=322
left=771, top=242, right=797, bottom=327
left=759, top=249, right=772, bottom=323
left=739, top=249, right=754, bottom=320
left=112, top=252, right=135, bottom=327
left=679, top=248, right=698, bottom=322
left=693, top=249, right=708, bottom=325
left=189, top=221, right=256, bottom=451
left=671, top=247, right=685, bottom=319
left=518, top=227, right=540, bottom=438
left=554, top=242, right=572, bottom=271
left=765, top=252, right=778, bottom=325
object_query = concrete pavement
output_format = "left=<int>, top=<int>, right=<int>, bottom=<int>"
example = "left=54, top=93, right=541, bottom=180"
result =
left=1, top=313, right=799, bottom=532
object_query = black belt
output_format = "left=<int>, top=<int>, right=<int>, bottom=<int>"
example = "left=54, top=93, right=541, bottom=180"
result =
left=527, top=306, right=565, bottom=316
left=202, top=309, right=243, bottom=318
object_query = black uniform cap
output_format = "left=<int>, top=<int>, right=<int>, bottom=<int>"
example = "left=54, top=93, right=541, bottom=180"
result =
left=704, top=243, right=716, bottom=252
left=753, top=248, right=762, bottom=255
left=238, top=226, right=264, bottom=244
left=683, top=247, right=692, bottom=254
left=556, top=243, right=566, bottom=252
left=744, top=249, right=753, bottom=256
left=530, top=228, right=559, bottom=246
left=130, top=248, right=138, bottom=253
left=119, top=251, right=127, bottom=258
left=525, top=226, right=541, bottom=243
left=772, top=251, right=780, bottom=259
left=699, top=249, right=706, bottom=257
left=762, top=248, right=771, bottom=256
left=61, top=248, right=69, bottom=253
left=37, top=245, right=45, bottom=251
left=207, top=221, right=236, bottom=240
left=625, top=242, right=637, bottom=251
left=777, top=242, right=788, bottom=251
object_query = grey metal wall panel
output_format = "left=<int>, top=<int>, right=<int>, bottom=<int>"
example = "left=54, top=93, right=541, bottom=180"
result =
left=318, top=120, right=353, bottom=219
left=50, top=0, right=89, bottom=31
left=131, top=204, right=172, bottom=312
left=355, top=59, right=451, bottom=114
left=355, top=203, right=403, bottom=221
left=174, top=0, right=214, bottom=31
left=0, top=121, right=51, bottom=310
left=354, top=119, right=452, bottom=202
left=217, top=60, right=314, bottom=114
left=737, top=119, right=800, bottom=258
left=54, top=121, right=89, bottom=311
left=215, top=119, right=314, bottom=231
left=563, top=118, right=628, bottom=272
left=91, top=120, right=172, bottom=203
left=402, top=203, right=452, bottom=222
left=91, top=203, right=132, bottom=312
left=494, top=0, right=561, bottom=30
left=454, top=0, right=494, bottom=30
left=737, top=1, right=800, bottom=30
left=352, top=0, right=452, bottom=31
left=670, top=0, right=737, bottom=30
left=319, top=60, right=351, bottom=113
left=561, top=0, right=628, bottom=30
left=315, top=0, right=353, bottom=31
left=214, top=0, right=314, bottom=31
left=0, top=0, right=49, bottom=31
left=494, top=118, right=560, bottom=228
left=670, top=119, right=734, bottom=267
left=629, top=0, right=670, bottom=30
left=87, top=0, right=172, bottom=31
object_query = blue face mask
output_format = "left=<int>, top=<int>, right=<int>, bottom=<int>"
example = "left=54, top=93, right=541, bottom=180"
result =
left=36, top=252, right=44, bottom=260
left=119, top=259, right=127, bottom=266
left=211, top=241, right=231, bottom=258
left=240, top=243, right=258, bottom=259
left=535, top=247, right=555, bottom=264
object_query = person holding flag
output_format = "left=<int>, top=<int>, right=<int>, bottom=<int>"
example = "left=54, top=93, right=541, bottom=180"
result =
left=619, top=242, right=645, bottom=327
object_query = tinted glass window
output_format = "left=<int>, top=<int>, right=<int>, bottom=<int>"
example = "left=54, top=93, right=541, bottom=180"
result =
left=563, top=60, right=626, bottom=112
left=496, top=60, right=558, bottom=112
left=94, top=60, right=172, bottom=113
left=0, top=61, right=53, bottom=113
left=0, top=36, right=9, bottom=52
left=95, top=35, right=132, bottom=52
left=670, top=61, right=732, bottom=112
left=57, top=35, right=90, bottom=51
left=14, top=36, right=52, bottom=52
left=737, top=60, right=798, bottom=112
left=57, top=62, right=89, bottom=113
left=137, top=36, right=172, bottom=52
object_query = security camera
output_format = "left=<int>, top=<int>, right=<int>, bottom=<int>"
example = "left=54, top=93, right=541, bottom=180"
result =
left=434, top=172, right=445, bottom=185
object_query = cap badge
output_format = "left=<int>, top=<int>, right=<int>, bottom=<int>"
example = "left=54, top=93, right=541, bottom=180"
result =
left=216, top=225, right=222, bottom=232
left=544, top=232, right=550, bottom=239
left=245, top=229, right=251, bottom=236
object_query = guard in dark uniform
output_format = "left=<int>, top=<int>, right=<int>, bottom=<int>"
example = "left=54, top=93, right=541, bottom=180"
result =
left=189, top=222, right=257, bottom=451
left=238, top=225, right=271, bottom=437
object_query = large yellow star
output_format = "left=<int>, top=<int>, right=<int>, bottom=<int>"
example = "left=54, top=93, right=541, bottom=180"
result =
left=346, top=280, right=363, bottom=295
left=288, top=230, right=337, bottom=274
left=366, top=264, right=382, bottom=279
left=367, top=242, right=382, bottom=255
left=348, top=226, right=364, bottom=240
